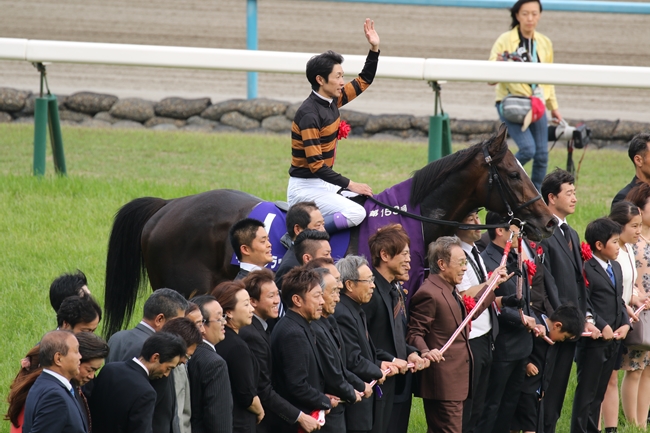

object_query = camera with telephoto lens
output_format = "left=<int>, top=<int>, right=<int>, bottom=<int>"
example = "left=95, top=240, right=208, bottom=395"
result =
left=548, top=120, right=591, bottom=149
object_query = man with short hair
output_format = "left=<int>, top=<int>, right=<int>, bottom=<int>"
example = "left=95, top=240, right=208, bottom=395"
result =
left=456, top=210, right=500, bottom=433
left=107, top=288, right=188, bottom=363
left=279, top=201, right=325, bottom=250
left=240, top=269, right=321, bottom=433
left=295, top=229, right=332, bottom=265
left=364, top=224, right=426, bottom=433
left=287, top=19, right=380, bottom=233
left=23, top=330, right=86, bottom=433
left=57, top=295, right=102, bottom=334
left=539, top=168, right=600, bottom=433
left=613, top=132, right=650, bottom=206
left=335, top=255, right=397, bottom=433
left=271, top=267, right=332, bottom=432
left=187, top=295, right=233, bottom=433
left=476, top=213, right=540, bottom=433
left=230, top=218, right=273, bottom=280
left=49, top=270, right=91, bottom=313
left=89, top=332, right=187, bottom=433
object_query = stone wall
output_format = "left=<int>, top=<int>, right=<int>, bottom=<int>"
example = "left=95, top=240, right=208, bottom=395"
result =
left=0, top=87, right=647, bottom=147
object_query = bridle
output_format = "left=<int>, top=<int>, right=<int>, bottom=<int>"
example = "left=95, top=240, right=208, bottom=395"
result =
left=362, top=143, right=543, bottom=230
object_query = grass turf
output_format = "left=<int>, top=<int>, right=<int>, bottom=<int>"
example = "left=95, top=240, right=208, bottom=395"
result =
left=0, top=123, right=642, bottom=432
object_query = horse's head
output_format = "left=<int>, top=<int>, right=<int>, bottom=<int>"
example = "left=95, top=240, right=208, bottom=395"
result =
left=477, top=124, right=556, bottom=240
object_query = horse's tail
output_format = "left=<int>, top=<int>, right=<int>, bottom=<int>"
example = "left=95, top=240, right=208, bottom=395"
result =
left=103, top=197, right=168, bottom=339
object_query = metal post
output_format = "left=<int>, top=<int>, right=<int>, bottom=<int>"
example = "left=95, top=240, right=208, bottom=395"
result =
left=33, top=97, right=48, bottom=176
left=246, top=0, right=258, bottom=99
left=47, top=95, right=66, bottom=175
left=428, top=81, right=452, bottom=162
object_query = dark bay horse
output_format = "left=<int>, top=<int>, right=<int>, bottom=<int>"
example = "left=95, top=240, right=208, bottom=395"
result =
left=103, top=125, right=556, bottom=337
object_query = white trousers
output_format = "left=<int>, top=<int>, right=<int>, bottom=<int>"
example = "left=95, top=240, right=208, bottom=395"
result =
left=287, top=177, right=366, bottom=226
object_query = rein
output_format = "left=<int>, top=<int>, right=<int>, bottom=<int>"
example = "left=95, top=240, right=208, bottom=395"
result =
left=361, top=143, right=542, bottom=230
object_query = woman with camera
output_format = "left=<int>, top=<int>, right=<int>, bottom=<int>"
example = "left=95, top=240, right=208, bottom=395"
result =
left=489, top=0, right=562, bottom=192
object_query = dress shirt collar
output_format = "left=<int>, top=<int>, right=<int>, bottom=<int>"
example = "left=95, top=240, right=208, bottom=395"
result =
left=592, top=254, right=610, bottom=271
left=202, top=338, right=216, bottom=352
left=460, top=240, right=475, bottom=255
left=554, top=215, right=568, bottom=228
left=132, top=357, right=149, bottom=376
left=239, top=262, right=262, bottom=272
left=311, top=89, right=333, bottom=104
left=139, top=320, right=156, bottom=333
left=253, top=314, right=268, bottom=331
left=42, top=369, right=73, bottom=392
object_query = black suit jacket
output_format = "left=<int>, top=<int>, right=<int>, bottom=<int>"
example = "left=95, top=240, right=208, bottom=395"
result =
left=23, top=372, right=88, bottom=433
left=312, top=317, right=363, bottom=403
left=151, top=375, right=177, bottom=433
left=187, top=342, right=233, bottom=433
left=240, top=317, right=301, bottom=433
left=235, top=268, right=250, bottom=281
left=540, top=222, right=592, bottom=317
left=582, top=258, right=630, bottom=347
left=215, top=326, right=259, bottom=433
left=270, top=309, right=331, bottom=432
left=613, top=176, right=640, bottom=209
left=334, top=293, right=384, bottom=431
left=482, top=242, right=534, bottom=361
left=275, top=248, right=300, bottom=290
left=88, top=359, right=156, bottom=433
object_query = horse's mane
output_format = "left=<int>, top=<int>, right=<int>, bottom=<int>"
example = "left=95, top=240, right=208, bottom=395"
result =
left=410, top=133, right=508, bottom=205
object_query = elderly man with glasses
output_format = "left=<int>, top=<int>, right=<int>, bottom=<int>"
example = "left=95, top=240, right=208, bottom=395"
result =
left=333, top=255, right=399, bottom=433
left=407, top=236, right=510, bottom=433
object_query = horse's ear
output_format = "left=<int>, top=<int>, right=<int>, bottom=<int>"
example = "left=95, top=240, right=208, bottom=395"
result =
left=488, top=123, right=508, bottom=155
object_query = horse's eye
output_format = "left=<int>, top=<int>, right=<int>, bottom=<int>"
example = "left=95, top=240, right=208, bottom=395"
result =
left=508, top=172, right=521, bottom=180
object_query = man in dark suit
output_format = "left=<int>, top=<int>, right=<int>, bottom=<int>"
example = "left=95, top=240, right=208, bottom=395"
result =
left=407, top=237, right=504, bottom=433
left=276, top=201, right=326, bottom=286
left=271, top=267, right=332, bottom=433
left=612, top=133, right=650, bottom=208
left=89, top=332, right=187, bottom=433
left=306, top=260, right=368, bottom=432
left=230, top=218, right=273, bottom=280
left=572, top=218, right=631, bottom=433
left=363, top=224, right=426, bottom=433
left=23, top=330, right=86, bottom=433
left=477, top=214, right=541, bottom=433
left=107, top=288, right=188, bottom=362
left=188, top=295, right=233, bottom=433
left=106, top=288, right=188, bottom=433
left=240, top=269, right=322, bottom=433
left=49, top=269, right=91, bottom=313
left=539, top=169, right=601, bottom=433
left=335, top=255, right=398, bottom=433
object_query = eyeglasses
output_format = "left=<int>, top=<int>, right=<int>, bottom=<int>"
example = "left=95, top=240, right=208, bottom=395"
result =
left=203, top=314, right=227, bottom=325
left=185, top=353, right=192, bottom=360
left=453, top=259, right=468, bottom=267
left=352, top=276, right=375, bottom=284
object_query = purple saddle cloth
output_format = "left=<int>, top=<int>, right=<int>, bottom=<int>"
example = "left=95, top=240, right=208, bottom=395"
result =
left=230, top=201, right=351, bottom=271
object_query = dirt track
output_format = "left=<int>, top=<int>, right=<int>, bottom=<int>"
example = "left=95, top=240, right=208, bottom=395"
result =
left=1, top=0, right=649, bottom=121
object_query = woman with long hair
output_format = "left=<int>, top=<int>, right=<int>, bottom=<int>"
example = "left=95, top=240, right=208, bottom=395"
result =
left=489, top=0, right=562, bottom=192
left=618, top=187, right=650, bottom=427
left=211, top=280, right=263, bottom=433
left=6, top=346, right=42, bottom=433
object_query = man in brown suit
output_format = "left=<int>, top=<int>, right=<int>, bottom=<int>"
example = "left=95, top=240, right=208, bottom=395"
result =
left=407, top=236, right=509, bottom=433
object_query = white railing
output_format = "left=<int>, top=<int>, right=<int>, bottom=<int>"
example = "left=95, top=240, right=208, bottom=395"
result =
left=2, top=38, right=650, bottom=89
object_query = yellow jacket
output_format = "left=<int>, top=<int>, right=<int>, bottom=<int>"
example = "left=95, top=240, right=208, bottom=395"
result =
left=489, top=26, right=559, bottom=110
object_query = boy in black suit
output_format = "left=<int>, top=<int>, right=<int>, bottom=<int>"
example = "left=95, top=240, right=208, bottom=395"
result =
left=571, top=218, right=631, bottom=433
left=511, top=305, right=584, bottom=433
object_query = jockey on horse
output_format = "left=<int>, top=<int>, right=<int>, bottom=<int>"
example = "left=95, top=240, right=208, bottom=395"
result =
left=287, top=18, right=379, bottom=234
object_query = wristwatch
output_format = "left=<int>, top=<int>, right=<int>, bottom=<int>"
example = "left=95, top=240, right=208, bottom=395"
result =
left=586, top=316, right=595, bottom=325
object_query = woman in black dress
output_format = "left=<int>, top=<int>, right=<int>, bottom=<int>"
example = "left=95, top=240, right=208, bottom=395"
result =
left=212, top=280, right=263, bottom=432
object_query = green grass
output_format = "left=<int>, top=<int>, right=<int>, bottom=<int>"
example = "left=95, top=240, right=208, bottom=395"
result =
left=0, top=123, right=641, bottom=432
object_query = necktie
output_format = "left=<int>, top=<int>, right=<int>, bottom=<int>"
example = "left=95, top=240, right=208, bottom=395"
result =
left=77, top=386, right=92, bottom=433
left=359, top=308, right=370, bottom=340
left=389, top=282, right=407, bottom=360
left=606, top=263, right=616, bottom=287
left=560, top=223, right=573, bottom=251
left=471, top=246, right=487, bottom=283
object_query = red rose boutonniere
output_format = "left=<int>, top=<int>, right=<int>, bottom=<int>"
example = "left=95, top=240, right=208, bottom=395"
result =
left=337, top=120, right=351, bottom=140
left=524, top=259, right=536, bottom=286
left=463, top=295, right=477, bottom=315
left=580, top=241, right=593, bottom=262
left=536, top=246, right=544, bottom=257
